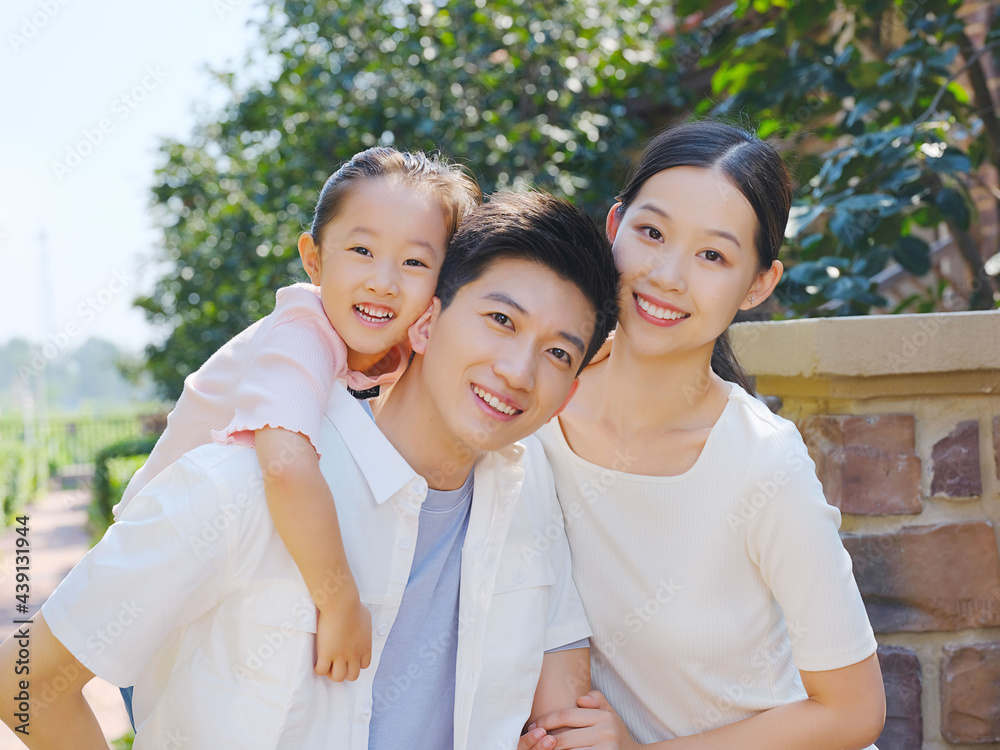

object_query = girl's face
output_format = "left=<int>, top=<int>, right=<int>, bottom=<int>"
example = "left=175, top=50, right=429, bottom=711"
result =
left=608, top=165, right=781, bottom=360
left=298, top=178, right=450, bottom=368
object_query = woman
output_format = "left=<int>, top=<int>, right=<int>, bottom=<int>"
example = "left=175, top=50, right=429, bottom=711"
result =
left=529, top=121, right=885, bottom=749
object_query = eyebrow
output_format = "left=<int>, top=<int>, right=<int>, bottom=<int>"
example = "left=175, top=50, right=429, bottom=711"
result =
left=635, top=202, right=742, bottom=248
left=347, top=226, right=437, bottom=251
left=483, top=292, right=587, bottom=355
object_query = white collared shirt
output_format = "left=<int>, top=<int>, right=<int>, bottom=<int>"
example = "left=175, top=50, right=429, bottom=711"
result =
left=42, top=385, right=589, bottom=749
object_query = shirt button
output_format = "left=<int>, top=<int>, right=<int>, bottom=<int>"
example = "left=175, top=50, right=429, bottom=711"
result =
left=513, top=569, right=527, bottom=584
left=360, top=702, right=371, bottom=716
left=399, top=537, right=412, bottom=550
left=377, top=623, right=389, bottom=636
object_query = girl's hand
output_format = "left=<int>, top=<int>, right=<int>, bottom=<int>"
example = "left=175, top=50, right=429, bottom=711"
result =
left=532, top=691, right=640, bottom=750
left=315, top=595, right=372, bottom=681
left=518, top=726, right=557, bottom=750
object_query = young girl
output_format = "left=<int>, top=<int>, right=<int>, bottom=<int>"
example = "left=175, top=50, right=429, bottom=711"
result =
left=528, top=122, right=885, bottom=749
left=115, top=146, right=481, bottom=684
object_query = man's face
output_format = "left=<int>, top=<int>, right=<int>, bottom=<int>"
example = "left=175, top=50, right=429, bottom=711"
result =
left=418, top=257, right=595, bottom=455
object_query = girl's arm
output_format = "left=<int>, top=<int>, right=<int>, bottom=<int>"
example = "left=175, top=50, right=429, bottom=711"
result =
left=0, top=613, right=107, bottom=749
left=255, top=427, right=371, bottom=682
left=528, top=647, right=592, bottom=727
left=534, top=653, right=885, bottom=750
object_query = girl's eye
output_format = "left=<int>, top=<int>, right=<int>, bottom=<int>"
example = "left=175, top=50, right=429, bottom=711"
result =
left=403, top=258, right=428, bottom=268
left=641, top=225, right=663, bottom=241
left=702, top=250, right=723, bottom=262
left=490, top=312, right=511, bottom=327
left=351, top=246, right=372, bottom=256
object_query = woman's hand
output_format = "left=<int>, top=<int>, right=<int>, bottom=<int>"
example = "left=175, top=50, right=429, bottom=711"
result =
left=531, top=690, right=640, bottom=750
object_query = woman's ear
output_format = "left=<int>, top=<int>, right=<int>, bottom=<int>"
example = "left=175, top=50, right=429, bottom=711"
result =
left=605, top=202, right=624, bottom=243
left=298, top=232, right=322, bottom=286
left=408, top=297, right=441, bottom=355
left=740, top=259, right=784, bottom=311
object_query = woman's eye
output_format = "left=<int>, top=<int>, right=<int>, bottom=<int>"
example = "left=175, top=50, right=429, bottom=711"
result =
left=403, top=258, right=428, bottom=267
left=351, top=246, right=372, bottom=256
left=641, top=225, right=663, bottom=241
left=490, top=312, right=511, bottom=326
left=702, top=250, right=723, bottom=262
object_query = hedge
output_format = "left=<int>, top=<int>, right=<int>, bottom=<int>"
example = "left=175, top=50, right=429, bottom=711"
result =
left=91, top=435, right=159, bottom=530
left=0, top=443, right=41, bottom=520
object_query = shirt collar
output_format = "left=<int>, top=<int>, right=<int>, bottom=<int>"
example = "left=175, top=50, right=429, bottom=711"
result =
left=322, top=385, right=528, bottom=502
left=323, top=385, right=422, bottom=504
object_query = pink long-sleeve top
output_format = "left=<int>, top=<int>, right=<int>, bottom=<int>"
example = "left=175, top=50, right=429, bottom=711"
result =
left=113, top=283, right=407, bottom=519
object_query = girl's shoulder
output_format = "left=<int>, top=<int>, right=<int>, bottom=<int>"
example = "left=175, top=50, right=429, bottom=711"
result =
left=273, top=282, right=324, bottom=316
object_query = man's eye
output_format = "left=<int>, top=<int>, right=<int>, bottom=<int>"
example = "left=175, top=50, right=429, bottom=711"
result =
left=403, top=259, right=428, bottom=267
left=550, top=348, right=572, bottom=365
left=351, top=246, right=372, bottom=256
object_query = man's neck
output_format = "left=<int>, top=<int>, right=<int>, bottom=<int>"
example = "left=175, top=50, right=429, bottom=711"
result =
left=371, top=362, right=479, bottom=492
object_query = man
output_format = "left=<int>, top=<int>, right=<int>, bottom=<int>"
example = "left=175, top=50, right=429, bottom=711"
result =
left=0, top=192, right=619, bottom=749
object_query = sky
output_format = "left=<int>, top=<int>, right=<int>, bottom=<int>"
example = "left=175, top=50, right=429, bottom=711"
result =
left=0, top=0, right=264, bottom=354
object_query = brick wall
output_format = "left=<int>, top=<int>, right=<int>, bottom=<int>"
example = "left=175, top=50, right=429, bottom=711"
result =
left=732, top=311, right=1000, bottom=750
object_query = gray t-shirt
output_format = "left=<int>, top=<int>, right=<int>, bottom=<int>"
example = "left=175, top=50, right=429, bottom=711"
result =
left=368, top=470, right=475, bottom=749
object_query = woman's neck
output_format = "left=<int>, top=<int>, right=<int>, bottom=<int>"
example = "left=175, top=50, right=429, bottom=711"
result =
left=585, top=332, right=722, bottom=434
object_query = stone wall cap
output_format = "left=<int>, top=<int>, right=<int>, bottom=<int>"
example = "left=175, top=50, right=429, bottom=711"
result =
left=730, top=311, right=1000, bottom=378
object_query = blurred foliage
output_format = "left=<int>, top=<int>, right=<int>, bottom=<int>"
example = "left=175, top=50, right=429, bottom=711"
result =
left=0, top=442, right=41, bottom=522
left=140, top=0, right=1000, bottom=398
left=90, top=435, right=158, bottom=531
left=686, top=0, right=1000, bottom=315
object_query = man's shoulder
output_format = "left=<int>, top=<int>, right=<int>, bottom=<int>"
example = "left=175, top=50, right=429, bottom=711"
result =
left=181, top=443, right=260, bottom=472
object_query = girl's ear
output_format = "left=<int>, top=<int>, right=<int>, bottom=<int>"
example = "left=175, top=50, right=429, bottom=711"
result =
left=605, top=202, right=624, bottom=243
left=740, top=259, right=784, bottom=311
left=408, top=297, right=441, bottom=355
left=298, top=232, right=322, bottom=285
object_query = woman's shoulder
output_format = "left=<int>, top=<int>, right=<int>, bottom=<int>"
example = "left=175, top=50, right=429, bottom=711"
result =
left=723, top=382, right=811, bottom=461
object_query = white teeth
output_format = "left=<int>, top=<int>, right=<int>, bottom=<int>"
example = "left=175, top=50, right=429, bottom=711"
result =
left=474, top=386, right=519, bottom=416
left=356, top=304, right=395, bottom=321
left=637, top=296, right=688, bottom=321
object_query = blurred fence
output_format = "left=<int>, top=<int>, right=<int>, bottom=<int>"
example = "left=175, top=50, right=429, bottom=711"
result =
left=0, top=413, right=147, bottom=471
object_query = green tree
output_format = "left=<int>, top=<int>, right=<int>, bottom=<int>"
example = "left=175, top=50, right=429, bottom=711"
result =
left=139, top=0, right=999, bottom=398
left=678, top=0, right=1000, bottom=313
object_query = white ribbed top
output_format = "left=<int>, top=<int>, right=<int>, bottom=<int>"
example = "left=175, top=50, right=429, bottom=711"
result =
left=535, top=383, right=877, bottom=743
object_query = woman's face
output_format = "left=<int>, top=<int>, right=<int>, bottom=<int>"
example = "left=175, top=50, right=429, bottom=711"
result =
left=608, top=165, right=777, bottom=360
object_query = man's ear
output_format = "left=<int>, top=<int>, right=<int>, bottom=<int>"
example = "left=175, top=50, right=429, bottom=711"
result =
left=605, top=202, right=624, bottom=243
left=298, top=232, right=322, bottom=286
left=549, top=378, right=580, bottom=421
left=408, top=297, right=441, bottom=355
left=739, top=259, right=784, bottom=311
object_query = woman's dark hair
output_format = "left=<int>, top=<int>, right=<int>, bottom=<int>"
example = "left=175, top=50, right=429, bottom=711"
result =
left=436, top=191, right=620, bottom=374
left=616, top=121, right=792, bottom=395
left=309, top=147, right=482, bottom=245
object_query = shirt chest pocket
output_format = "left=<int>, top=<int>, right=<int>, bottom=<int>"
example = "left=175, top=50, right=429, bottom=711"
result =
left=480, top=549, right=556, bottom=705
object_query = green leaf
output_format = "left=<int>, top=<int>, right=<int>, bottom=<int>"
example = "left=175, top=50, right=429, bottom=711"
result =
left=935, top=187, right=971, bottom=230
left=785, top=204, right=824, bottom=238
left=925, top=149, right=973, bottom=175
left=892, top=236, right=932, bottom=276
